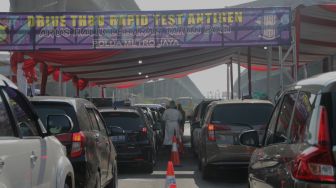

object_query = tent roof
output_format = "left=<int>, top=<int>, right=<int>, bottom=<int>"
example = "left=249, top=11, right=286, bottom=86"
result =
left=11, top=1, right=336, bottom=88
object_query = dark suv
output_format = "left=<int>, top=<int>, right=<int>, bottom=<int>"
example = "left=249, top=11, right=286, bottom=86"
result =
left=99, top=107, right=157, bottom=173
left=240, top=72, right=336, bottom=187
left=30, top=96, right=118, bottom=188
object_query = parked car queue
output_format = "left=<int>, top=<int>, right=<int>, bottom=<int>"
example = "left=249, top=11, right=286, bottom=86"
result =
left=0, top=74, right=166, bottom=188
left=190, top=71, right=336, bottom=187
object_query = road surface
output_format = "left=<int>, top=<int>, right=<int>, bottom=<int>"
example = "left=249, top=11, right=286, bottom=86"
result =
left=118, top=123, right=248, bottom=188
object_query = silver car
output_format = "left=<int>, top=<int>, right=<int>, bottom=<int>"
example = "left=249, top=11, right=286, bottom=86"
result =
left=198, top=100, right=273, bottom=179
left=0, top=75, right=75, bottom=188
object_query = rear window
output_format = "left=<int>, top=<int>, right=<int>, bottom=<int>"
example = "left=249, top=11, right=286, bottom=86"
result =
left=32, top=102, right=78, bottom=131
left=211, top=103, right=273, bottom=128
left=102, top=112, right=143, bottom=131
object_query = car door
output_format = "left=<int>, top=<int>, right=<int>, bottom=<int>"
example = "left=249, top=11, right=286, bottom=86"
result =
left=93, top=109, right=111, bottom=183
left=1, top=86, right=48, bottom=188
left=87, top=108, right=106, bottom=183
left=249, top=91, right=298, bottom=188
left=0, top=88, right=33, bottom=188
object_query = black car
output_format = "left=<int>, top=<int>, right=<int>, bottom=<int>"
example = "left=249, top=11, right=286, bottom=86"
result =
left=190, top=99, right=218, bottom=156
left=30, top=96, right=118, bottom=188
left=99, top=107, right=157, bottom=173
left=136, top=105, right=164, bottom=149
left=240, top=72, right=336, bottom=187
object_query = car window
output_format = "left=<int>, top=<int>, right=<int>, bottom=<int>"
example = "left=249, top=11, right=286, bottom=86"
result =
left=272, top=92, right=298, bottom=144
left=102, top=112, right=143, bottom=131
left=94, top=110, right=107, bottom=136
left=32, top=102, right=78, bottom=133
left=87, top=108, right=99, bottom=131
left=265, top=96, right=283, bottom=145
left=289, top=92, right=315, bottom=144
left=3, top=87, right=39, bottom=137
left=0, top=90, right=14, bottom=137
left=211, top=103, right=273, bottom=128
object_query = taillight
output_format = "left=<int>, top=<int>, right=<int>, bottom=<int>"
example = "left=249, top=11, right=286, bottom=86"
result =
left=71, top=132, right=86, bottom=158
left=293, top=106, right=336, bottom=183
left=141, top=127, right=148, bottom=136
left=208, top=124, right=216, bottom=141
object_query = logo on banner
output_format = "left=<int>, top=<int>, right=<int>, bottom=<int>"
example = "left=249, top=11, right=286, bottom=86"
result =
left=0, top=24, right=7, bottom=42
left=257, top=14, right=279, bottom=40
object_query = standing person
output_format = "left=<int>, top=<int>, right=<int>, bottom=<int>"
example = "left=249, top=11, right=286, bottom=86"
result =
left=177, top=103, right=186, bottom=136
left=162, top=101, right=182, bottom=150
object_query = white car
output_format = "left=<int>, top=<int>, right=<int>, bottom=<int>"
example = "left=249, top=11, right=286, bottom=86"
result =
left=0, top=75, right=74, bottom=188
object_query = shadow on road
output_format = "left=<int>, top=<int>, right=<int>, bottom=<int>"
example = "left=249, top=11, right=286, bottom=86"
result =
left=118, top=133, right=248, bottom=188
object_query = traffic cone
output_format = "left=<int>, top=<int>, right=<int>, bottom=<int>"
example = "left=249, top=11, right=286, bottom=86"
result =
left=170, top=184, right=177, bottom=188
left=165, top=161, right=176, bottom=188
left=177, top=133, right=184, bottom=155
left=171, top=134, right=181, bottom=166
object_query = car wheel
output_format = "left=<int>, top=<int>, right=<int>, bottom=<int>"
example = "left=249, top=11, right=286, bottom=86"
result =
left=201, top=165, right=211, bottom=180
left=200, top=155, right=211, bottom=180
left=95, top=172, right=101, bottom=188
left=106, top=165, right=118, bottom=188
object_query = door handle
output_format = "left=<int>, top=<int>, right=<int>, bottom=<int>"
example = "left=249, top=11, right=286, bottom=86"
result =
left=0, top=159, right=4, bottom=168
left=30, top=151, right=38, bottom=165
left=94, top=133, right=100, bottom=142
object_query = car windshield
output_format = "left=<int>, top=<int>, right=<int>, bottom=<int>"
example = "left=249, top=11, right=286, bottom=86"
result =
left=32, top=102, right=78, bottom=131
left=102, top=112, right=143, bottom=131
left=211, top=103, right=273, bottom=127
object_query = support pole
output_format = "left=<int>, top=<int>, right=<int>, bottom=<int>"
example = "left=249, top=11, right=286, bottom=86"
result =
left=40, top=63, right=48, bottom=96
left=237, top=50, right=241, bottom=98
left=303, top=64, right=308, bottom=78
left=59, top=68, right=63, bottom=96
left=292, top=26, right=298, bottom=82
left=267, top=47, right=272, bottom=100
left=76, top=82, right=79, bottom=97
left=247, top=47, right=252, bottom=98
left=89, top=82, right=93, bottom=98
left=230, top=58, right=234, bottom=99
left=227, top=64, right=230, bottom=100
left=279, top=46, right=284, bottom=92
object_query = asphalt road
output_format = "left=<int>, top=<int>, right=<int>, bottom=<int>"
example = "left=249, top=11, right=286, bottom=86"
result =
left=118, top=123, right=248, bottom=188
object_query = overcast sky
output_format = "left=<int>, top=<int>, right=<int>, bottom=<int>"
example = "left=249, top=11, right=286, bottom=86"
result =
left=0, top=0, right=253, bottom=96
left=135, top=0, right=253, bottom=96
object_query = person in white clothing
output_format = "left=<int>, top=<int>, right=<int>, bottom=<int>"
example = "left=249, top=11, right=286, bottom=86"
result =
left=162, top=100, right=182, bottom=147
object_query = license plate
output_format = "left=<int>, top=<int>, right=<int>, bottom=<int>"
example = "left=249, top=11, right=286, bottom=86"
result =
left=111, top=135, right=126, bottom=142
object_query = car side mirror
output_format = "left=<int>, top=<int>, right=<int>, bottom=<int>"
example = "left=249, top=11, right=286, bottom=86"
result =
left=47, top=115, right=73, bottom=135
left=239, top=130, right=260, bottom=147
left=192, top=121, right=201, bottom=128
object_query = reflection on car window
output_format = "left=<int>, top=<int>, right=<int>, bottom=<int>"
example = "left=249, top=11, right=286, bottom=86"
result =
left=289, top=92, right=315, bottom=144
left=0, top=90, right=13, bottom=137
left=3, top=87, right=39, bottom=137
left=87, top=109, right=99, bottom=131
left=32, top=102, right=77, bottom=133
left=102, top=112, right=142, bottom=131
left=273, top=92, right=298, bottom=144
left=94, top=110, right=107, bottom=136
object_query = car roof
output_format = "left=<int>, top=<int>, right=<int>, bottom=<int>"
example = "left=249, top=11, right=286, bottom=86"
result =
left=211, top=99, right=273, bottom=106
left=29, top=96, right=96, bottom=108
left=134, top=104, right=164, bottom=108
left=0, top=74, right=18, bottom=90
left=283, top=72, right=336, bottom=93
left=99, top=106, right=140, bottom=114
